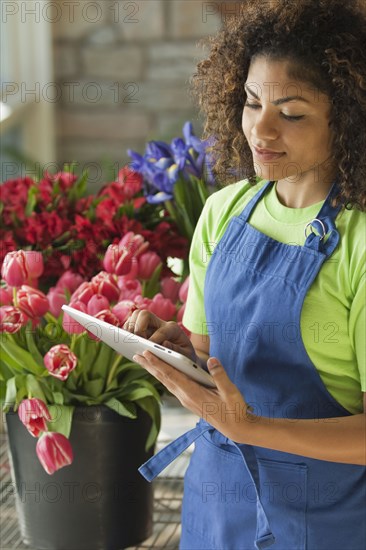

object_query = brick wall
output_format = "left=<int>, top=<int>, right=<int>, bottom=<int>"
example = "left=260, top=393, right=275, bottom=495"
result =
left=52, top=0, right=226, bottom=190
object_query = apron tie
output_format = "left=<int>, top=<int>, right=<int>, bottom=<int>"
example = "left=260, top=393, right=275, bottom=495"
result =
left=139, top=420, right=276, bottom=549
left=139, top=421, right=211, bottom=481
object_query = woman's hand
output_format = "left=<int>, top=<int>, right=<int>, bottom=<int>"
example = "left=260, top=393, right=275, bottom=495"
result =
left=133, top=350, right=252, bottom=442
left=123, top=309, right=197, bottom=362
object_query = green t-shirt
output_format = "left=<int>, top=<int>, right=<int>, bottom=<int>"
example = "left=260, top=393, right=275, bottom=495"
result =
left=183, top=179, right=366, bottom=414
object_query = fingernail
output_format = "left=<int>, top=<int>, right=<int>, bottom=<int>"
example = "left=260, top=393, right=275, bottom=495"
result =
left=207, top=358, right=220, bottom=370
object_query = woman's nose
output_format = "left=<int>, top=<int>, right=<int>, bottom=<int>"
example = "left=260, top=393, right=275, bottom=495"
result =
left=251, top=110, right=279, bottom=141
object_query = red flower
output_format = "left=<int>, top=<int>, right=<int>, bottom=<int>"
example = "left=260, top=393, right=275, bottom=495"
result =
left=41, top=171, right=78, bottom=192
left=18, top=398, right=51, bottom=437
left=0, top=305, right=27, bottom=333
left=17, top=285, right=49, bottom=319
left=44, top=344, right=77, bottom=381
left=0, top=177, right=34, bottom=224
left=36, top=432, right=73, bottom=475
left=24, top=212, right=66, bottom=246
left=117, top=166, right=143, bottom=199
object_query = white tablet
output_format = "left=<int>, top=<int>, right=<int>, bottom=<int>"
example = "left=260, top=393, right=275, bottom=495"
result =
left=61, top=305, right=216, bottom=388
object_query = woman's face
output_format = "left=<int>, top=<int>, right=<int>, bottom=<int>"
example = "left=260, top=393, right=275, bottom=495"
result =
left=242, top=56, right=336, bottom=187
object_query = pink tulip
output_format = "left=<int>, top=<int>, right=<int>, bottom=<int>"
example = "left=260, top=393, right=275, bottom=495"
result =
left=138, top=252, right=162, bottom=280
left=0, top=306, right=27, bottom=333
left=161, top=277, right=181, bottom=303
left=0, top=284, right=14, bottom=306
left=148, top=293, right=176, bottom=321
left=17, top=285, right=49, bottom=319
left=36, top=432, right=73, bottom=475
left=118, top=277, right=142, bottom=301
left=44, top=344, right=77, bottom=381
left=179, top=276, right=190, bottom=303
left=24, top=251, right=44, bottom=279
left=62, top=300, right=87, bottom=334
left=1, top=250, right=43, bottom=287
left=91, top=272, right=120, bottom=302
left=87, top=294, right=110, bottom=316
left=134, top=296, right=152, bottom=309
left=103, top=232, right=149, bottom=276
left=56, top=271, right=84, bottom=293
left=112, top=300, right=136, bottom=325
left=70, top=282, right=96, bottom=305
left=47, top=287, right=67, bottom=317
left=95, top=309, right=120, bottom=326
left=18, top=398, right=51, bottom=437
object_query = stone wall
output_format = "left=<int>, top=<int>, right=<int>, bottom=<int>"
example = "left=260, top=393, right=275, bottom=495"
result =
left=52, top=0, right=227, bottom=190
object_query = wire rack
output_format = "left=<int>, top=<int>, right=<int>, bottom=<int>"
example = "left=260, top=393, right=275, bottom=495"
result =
left=0, top=433, right=191, bottom=550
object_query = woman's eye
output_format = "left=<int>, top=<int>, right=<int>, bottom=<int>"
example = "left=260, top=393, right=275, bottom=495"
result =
left=244, top=102, right=261, bottom=109
left=244, top=102, right=305, bottom=122
left=282, top=114, right=305, bottom=122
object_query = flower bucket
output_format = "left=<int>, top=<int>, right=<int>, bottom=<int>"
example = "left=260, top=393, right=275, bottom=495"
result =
left=5, top=405, right=154, bottom=550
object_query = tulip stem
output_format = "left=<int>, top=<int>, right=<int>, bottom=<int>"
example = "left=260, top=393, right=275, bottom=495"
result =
left=106, top=354, right=122, bottom=388
left=13, top=287, right=18, bottom=307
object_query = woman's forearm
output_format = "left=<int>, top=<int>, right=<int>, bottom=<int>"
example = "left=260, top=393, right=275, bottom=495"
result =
left=240, top=412, right=366, bottom=465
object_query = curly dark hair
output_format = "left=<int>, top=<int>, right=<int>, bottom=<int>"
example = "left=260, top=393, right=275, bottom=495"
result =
left=191, top=0, right=366, bottom=210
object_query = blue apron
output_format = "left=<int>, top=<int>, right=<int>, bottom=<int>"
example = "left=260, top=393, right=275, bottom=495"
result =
left=139, top=181, right=366, bottom=549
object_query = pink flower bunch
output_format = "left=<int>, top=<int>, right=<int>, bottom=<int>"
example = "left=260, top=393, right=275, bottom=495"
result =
left=17, top=343, right=77, bottom=474
left=18, top=394, right=73, bottom=475
left=61, top=231, right=190, bottom=336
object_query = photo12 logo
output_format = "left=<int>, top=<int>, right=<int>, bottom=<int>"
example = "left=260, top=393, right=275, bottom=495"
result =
left=2, top=2, right=140, bottom=24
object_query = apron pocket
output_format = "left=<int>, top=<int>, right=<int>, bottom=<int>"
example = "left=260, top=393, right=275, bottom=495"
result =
left=257, top=458, right=308, bottom=550
left=181, top=436, right=258, bottom=549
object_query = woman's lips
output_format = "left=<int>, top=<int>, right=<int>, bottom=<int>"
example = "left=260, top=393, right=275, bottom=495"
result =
left=253, top=146, right=285, bottom=161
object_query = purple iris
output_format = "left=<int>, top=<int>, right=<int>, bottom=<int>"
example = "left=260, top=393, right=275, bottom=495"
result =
left=127, top=122, right=216, bottom=204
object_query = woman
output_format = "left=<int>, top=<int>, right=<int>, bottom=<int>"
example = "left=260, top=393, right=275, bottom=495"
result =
left=126, top=1, right=366, bottom=548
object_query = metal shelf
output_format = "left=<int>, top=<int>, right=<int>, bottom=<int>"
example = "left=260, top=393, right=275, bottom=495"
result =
left=0, top=434, right=191, bottom=550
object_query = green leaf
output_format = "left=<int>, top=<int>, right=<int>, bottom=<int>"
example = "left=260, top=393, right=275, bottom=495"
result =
left=89, top=343, right=115, bottom=381
left=1, top=338, right=45, bottom=375
left=105, top=398, right=137, bottom=419
left=25, top=185, right=38, bottom=217
left=52, top=392, right=64, bottom=405
left=26, top=374, right=47, bottom=402
left=122, top=387, right=157, bottom=402
left=137, top=397, right=161, bottom=451
left=25, top=327, right=45, bottom=367
left=82, top=378, right=105, bottom=399
left=4, top=377, right=17, bottom=409
left=48, top=405, right=74, bottom=438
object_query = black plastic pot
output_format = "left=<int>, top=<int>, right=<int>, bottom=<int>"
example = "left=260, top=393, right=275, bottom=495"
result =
left=6, top=406, right=154, bottom=550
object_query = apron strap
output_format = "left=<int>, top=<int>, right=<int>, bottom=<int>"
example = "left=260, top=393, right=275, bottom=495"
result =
left=304, top=182, right=343, bottom=256
left=139, top=421, right=276, bottom=549
left=232, top=442, right=276, bottom=549
left=138, top=422, right=211, bottom=481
